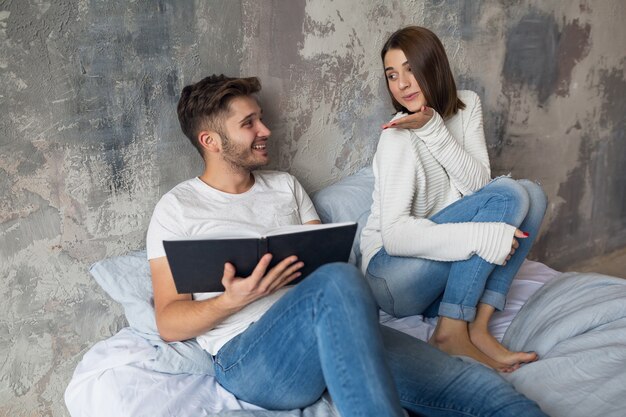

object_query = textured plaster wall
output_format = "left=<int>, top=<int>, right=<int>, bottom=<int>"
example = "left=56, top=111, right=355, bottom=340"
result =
left=0, top=1, right=624, bottom=415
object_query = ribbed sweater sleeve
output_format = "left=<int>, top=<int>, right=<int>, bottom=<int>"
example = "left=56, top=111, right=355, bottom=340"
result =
left=413, top=92, right=491, bottom=195
left=375, top=129, right=516, bottom=265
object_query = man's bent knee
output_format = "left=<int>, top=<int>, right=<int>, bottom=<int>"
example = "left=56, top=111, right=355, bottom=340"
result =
left=305, top=262, right=376, bottom=308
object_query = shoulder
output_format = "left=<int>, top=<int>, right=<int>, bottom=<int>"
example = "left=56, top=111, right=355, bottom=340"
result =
left=457, top=90, right=481, bottom=112
left=254, top=170, right=295, bottom=182
left=254, top=170, right=299, bottom=190
left=163, top=177, right=203, bottom=200
left=153, top=178, right=201, bottom=213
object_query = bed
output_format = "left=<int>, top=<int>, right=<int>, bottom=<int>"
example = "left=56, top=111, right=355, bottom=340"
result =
left=65, top=167, right=626, bottom=417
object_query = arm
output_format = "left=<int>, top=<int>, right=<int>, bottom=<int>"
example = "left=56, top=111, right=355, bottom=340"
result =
left=150, top=253, right=303, bottom=342
left=147, top=191, right=304, bottom=342
left=375, top=130, right=514, bottom=264
left=419, top=93, right=491, bottom=194
left=388, top=93, right=491, bottom=194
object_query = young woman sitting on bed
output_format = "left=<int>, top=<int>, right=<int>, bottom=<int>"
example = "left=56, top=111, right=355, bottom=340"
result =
left=360, top=26, right=548, bottom=371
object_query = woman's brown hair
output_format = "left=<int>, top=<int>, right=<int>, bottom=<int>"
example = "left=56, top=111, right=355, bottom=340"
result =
left=381, top=26, right=464, bottom=118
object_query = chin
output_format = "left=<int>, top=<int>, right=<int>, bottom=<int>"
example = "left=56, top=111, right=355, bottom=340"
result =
left=404, top=102, right=426, bottom=114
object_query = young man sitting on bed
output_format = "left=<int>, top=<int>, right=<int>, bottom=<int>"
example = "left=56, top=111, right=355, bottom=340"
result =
left=146, top=74, right=547, bottom=417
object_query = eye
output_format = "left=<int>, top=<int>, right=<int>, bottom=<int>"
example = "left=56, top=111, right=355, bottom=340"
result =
left=386, top=73, right=397, bottom=80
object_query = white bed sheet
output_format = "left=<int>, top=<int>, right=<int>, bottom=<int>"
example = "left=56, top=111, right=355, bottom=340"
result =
left=65, top=260, right=559, bottom=417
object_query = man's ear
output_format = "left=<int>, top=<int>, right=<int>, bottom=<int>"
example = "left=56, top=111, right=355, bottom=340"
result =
left=198, top=130, right=221, bottom=153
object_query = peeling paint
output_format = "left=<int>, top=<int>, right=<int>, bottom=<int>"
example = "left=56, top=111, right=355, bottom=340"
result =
left=503, top=12, right=560, bottom=104
left=555, top=19, right=591, bottom=97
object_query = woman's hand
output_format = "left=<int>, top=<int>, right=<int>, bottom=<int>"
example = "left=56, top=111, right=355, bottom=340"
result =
left=382, top=106, right=434, bottom=130
left=219, top=254, right=304, bottom=310
left=503, top=229, right=529, bottom=265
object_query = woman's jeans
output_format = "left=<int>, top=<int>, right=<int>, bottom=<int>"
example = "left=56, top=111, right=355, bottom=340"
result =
left=366, top=177, right=547, bottom=320
left=214, top=263, right=546, bottom=417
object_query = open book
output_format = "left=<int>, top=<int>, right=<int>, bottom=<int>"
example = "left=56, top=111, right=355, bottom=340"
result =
left=163, top=222, right=357, bottom=293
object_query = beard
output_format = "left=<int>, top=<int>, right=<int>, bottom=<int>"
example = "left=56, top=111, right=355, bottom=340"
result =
left=221, top=133, right=268, bottom=172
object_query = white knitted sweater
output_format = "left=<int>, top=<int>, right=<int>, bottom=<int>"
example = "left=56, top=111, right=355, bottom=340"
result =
left=360, top=90, right=516, bottom=273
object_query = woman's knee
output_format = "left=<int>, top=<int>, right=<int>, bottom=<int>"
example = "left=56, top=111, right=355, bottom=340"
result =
left=487, top=177, right=530, bottom=220
left=517, top=179, right=548, bottom=214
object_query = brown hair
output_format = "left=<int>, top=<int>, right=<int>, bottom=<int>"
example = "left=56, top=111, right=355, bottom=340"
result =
left=381, top=26, right=464, bottom=118
left=177, top=75, right=261, bottom=155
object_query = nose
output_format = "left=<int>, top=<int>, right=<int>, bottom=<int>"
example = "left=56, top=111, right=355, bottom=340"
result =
left=258, top=120, right=271, bottom=137
left=398, top=72, right=410, bottom=90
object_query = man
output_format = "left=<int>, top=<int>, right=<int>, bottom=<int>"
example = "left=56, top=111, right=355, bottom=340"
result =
left=146, top=74, right=547, bottom=417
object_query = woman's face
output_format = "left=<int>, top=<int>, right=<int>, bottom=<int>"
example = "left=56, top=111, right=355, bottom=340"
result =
left=384, top=48, right=427, bottom=113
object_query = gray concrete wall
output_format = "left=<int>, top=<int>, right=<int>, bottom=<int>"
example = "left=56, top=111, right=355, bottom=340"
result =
left=0, top=1, right=624, bottom=415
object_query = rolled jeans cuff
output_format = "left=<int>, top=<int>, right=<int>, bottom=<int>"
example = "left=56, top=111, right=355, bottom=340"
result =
left=480, top=290, right=506, bottom=311
left=438, top=302, right=477, bottom=322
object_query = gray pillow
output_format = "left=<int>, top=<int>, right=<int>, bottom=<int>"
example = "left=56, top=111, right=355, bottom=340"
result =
left=311, top=166, right=374, bottom=268
left=90, top=250, right=214, bottom=375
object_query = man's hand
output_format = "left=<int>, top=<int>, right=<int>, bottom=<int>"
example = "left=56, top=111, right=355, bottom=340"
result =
left=219, top=254, right=304, bottom=311
left=382, top=106, right=433, bottom=130
left=503, top=229, right=529, bottom=265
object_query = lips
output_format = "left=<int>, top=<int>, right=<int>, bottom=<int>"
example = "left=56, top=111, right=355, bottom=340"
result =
left=403, top=91, right=420, bottom=100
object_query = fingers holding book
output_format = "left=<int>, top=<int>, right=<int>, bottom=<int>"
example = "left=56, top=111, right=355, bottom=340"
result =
left=221, top=254, right=304, bottom=309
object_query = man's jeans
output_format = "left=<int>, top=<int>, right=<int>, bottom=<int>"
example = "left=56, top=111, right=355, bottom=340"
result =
left=366, top=177, right=547, bottom=321
left=214, top=263, right=546, bottom=416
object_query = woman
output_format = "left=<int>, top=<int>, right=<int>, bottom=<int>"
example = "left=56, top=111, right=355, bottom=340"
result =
left=360, top=26, right=547, bottom=371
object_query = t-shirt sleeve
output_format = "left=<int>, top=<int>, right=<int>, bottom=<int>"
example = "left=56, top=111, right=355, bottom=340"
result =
left=292, top=176, right=320, bottom=224
left=146, top=195, right=184, bottom=260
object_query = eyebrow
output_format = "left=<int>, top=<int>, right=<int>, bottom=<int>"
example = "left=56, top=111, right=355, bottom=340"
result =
left=384, top=61, right=409, bottom=72
left=238, top=110, right=262, bottom=125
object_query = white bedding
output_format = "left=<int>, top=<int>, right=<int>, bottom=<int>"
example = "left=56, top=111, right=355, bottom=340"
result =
left=68, top=165, right=625, bottom=416
left=65, top=259, right=559, bottom=417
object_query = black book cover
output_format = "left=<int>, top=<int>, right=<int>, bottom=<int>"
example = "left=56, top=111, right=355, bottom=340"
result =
left=163, top=222, right=357, bottom=293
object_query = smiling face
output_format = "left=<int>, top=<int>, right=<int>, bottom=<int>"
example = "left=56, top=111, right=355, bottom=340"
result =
left=383, top=48, right=428, bottom=113
left=219, top=95, right=271, bottom=171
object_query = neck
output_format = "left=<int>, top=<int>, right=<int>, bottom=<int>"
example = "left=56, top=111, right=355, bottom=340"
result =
left=198, top=161, right=255, bottom=194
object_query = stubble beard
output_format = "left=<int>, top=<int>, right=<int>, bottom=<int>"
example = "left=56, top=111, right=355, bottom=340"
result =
left=221, top=133, right=267, bottom=172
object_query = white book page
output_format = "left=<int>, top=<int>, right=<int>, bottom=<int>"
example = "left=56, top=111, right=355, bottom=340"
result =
left=167, top=229, right=262, bottom=241
left=265, top=222, right=356, bottom=237
left=165, top=222, right=356, bottom=241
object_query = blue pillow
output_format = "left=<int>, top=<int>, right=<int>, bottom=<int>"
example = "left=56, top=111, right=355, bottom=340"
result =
left=90, top=250, right=214, bottom=375
left=311, top=166, right=374, bottom=268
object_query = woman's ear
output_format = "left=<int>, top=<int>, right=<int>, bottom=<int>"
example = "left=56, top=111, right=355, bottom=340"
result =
left=198, top=130, right=220, bottom=153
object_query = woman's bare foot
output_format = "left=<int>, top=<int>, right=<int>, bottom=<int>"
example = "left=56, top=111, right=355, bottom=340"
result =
left=469, top=303, right=538, bottom=367
left=469, top=323, right=538, bottom=366
left=429, top=317, right=515, bottom=372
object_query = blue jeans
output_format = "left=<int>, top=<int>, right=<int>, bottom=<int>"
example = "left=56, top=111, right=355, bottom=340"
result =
left=214, top=263, right=546, bottom=416
left=366, top=177, right=547, bottom=320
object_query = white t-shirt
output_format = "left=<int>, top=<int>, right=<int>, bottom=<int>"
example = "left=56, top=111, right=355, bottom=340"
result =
left=146, top=170, right=319, bottom=354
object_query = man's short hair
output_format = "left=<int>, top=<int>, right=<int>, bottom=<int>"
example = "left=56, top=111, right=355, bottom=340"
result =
left=177, top=75, right=261, bottom=155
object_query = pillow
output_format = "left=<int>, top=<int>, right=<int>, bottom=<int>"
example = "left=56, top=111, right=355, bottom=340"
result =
left=311, top=166, right=374, bottom=268
left=90, top=250, right=214, bottom=375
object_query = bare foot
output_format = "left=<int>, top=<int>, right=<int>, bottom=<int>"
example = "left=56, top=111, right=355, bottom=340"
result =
left=469, top=303, right=538, bottom=368
left=429, top=317, right=514, bottom=372
left=469, top=323, right=538, bottom=367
